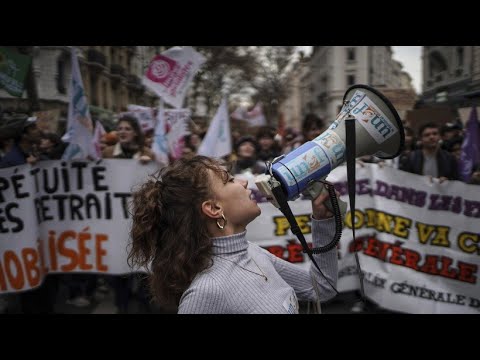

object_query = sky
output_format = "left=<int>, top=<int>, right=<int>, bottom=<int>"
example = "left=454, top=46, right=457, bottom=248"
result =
left=298, top=46, right=423, bottom=93
left=391, top=46, right=422, bottom=93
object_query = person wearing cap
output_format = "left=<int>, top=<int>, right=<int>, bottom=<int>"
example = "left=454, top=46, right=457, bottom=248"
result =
left=441, top=122, right=463, bottom=152
left=231, top=136, right=266, bottom=175
left=0, top=114, right=42, bottom=168
left=441, top=122, right=463, bottom=142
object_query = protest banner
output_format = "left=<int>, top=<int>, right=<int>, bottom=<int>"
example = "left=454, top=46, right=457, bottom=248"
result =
left=1, top=161, right=479, bottom=314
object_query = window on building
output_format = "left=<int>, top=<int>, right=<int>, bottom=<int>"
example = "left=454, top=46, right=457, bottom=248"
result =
left=111, top=84, right=117, bottom=112
left=429, top=51, right=447, bottom=78
left=103, top=81, right=108, bottom=109
left=90, top=74, right=98, bottom=106
left=346, top=48, right=356, bottom=61
left=110, top=47, right=116, bottom=65
left=456, top=47, right=464, bottom=67
left=120, top=90, right=126, bottom=111
left=347, top=74, right=356, bottom=86
left=56, top=56, right=67, bottom=94
left=127, top=54, right=132, bottom=74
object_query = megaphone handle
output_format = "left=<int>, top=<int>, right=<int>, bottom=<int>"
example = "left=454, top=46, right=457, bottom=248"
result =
left=304, top=181, right=347, bottom=216
left=271, top=183, right=339, bottom=296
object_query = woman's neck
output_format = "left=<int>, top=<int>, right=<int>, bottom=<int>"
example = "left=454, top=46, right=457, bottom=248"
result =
left=211, top=230, right=248, bottom=255
left=207, top=223, right=247, bottom=238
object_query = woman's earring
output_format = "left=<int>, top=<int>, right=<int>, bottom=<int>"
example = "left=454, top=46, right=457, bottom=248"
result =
left=216, top=213, right=227, bottom=229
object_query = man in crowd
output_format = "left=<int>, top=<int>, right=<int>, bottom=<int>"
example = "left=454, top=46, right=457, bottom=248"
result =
left=400, top=122, right=458, bottom=182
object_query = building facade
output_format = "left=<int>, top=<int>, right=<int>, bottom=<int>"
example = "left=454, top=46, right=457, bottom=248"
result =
left=0, top=46, right=162, bottom=128
left=280, top=54, right=310, bottom=130
left=419, top=46, right=480, bottom=108
left=281, top=46, right=415, bottom=128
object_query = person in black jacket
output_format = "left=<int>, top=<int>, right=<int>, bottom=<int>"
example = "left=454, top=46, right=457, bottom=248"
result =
left=400, top=122, right=458, bottom=182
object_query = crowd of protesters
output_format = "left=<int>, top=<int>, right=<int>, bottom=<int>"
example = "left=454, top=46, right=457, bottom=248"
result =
left=0, top=111, right=159, bottom=314
left=0, top=106, right=479, bottom=314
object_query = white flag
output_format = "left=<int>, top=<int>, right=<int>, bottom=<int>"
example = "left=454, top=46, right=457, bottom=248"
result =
left=245, top=102, right=266, bottom=127
left=142, top=46, right=206, bottom=109
left=197, top=98, right=232, bottom=158
left=62, top=48, right=96, bottom=160
left=165, top=109, right=190, bottom=160
left=151, top=100, right=170, bottom=166
left=92, top=120, right=106, bottom=159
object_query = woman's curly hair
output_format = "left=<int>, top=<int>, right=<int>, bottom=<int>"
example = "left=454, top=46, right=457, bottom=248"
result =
left=128, top=156, right=228, bottom=307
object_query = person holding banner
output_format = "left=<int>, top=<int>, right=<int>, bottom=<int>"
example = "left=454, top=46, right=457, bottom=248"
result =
left=103, top=114, right=154, bottom=313
left=102, top=115, right=154, bottom=163
left=128, top=155, right=339, bottom=314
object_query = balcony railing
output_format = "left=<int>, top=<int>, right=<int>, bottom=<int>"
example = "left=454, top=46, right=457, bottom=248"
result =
left=110, top=63, right=126, bottom=77
left=87, top=49, right=106, bottom=67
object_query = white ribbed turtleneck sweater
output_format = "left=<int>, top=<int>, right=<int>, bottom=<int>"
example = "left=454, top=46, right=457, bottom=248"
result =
left=178, top=217, right=338, bottom=314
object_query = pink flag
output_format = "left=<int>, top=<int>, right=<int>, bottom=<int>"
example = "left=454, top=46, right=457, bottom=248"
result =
left=142, top=47, right=206, bottom=109
left=245, top=103, right=266, bottom=127
left=230, top=106, right=248, bottom=121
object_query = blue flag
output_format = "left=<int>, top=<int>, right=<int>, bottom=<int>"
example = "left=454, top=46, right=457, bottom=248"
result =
left=459, top=106, right=480, bottom=182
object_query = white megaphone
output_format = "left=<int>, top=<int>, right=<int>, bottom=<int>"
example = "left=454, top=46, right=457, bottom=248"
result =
left=255, top=84, right=405, bottom=208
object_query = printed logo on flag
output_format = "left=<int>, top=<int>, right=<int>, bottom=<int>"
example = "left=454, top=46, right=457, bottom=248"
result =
left=142, top=47, right=205, bottom=109
left=146, top=55, right=178, bottom=84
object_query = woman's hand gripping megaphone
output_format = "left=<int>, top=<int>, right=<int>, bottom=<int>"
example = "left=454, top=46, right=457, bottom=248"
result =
left=302, top=180, right=347, bottom=221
